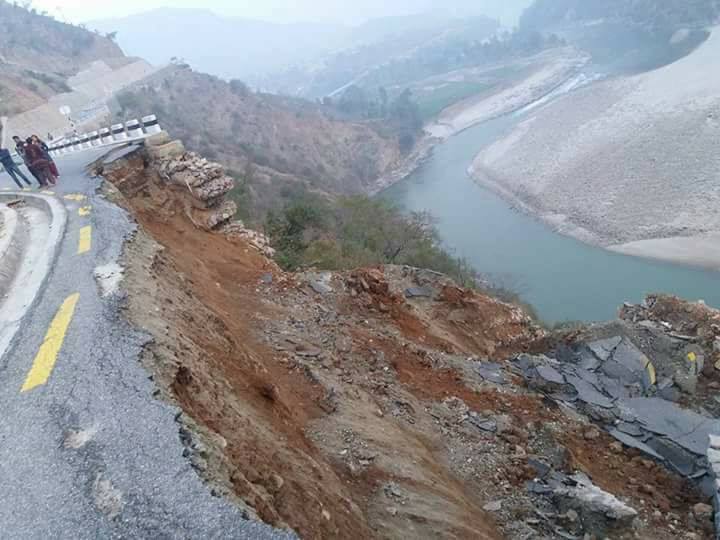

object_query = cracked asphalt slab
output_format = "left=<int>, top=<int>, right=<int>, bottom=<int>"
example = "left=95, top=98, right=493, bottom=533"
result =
left=0, top=148, right=294, bottom=539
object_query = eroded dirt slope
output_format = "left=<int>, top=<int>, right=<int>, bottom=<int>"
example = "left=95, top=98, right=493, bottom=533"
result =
left=97, top=139, right=715, bottom=540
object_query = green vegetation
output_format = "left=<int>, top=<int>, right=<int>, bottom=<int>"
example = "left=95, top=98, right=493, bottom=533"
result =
left=415, top=81, right=496, bottom=121
left=266, top=195, right=479, bottom=287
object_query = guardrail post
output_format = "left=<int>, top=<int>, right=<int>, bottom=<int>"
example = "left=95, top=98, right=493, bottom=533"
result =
left=112, top=123, right=127, bottom=141
left=126, top=119, right=143, bottom=139
left=142, top=115, right=162, bottom=135
left=100, top=127, right=113, bottom=144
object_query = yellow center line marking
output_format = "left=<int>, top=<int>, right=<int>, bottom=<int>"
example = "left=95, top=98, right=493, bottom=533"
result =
left=21, top=293, right=80, bottom=393
left=64, top=194, right=86, bottom=202
left=78, top=226, right=92, bottom=254
left=42, top=190, right=55, bottom=195
left=78, top=206, right=92, bottom=217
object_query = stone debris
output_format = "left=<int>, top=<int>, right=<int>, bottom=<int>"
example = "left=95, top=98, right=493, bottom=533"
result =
left=221, top=222, right=275, bottom=257
left=555, top=474, right=638, bottom=534
left=404, top=286, right=433, bottom=298
left=516, top=342, right=720, bottom=485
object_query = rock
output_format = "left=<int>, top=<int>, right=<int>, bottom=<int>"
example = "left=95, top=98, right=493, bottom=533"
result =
left=144, top=131, right=171, bottom=147
left=310, top=280, right=333, bottom=294
left=147, top=140, right=185, bottom=160
left=387, top=507, right=398, bottom=516
left=584, top=428, right=601, bottom=441
left=714, top=338, right=720, bottom=353
left=295, top=343, right=322, bottom=358
left=260, top=273, right=273, bottom=285
left=559, top=509, right=579, bottom=523
left=709, top=434, right=720, bottom=450
left=674, top=371, right=698, bottom=395
left=609, top=442, right=623, bottom=453
left=692, top=502, right=713, bottom=520
left=483, top=500, right=502, bottom=512
left=708, top=381, right=720, bottom=390
left=553, top=474, right=637, bottom=536
left=404, top=287, right=433, bottom=299
left=268, top=473, right=284, bottom=493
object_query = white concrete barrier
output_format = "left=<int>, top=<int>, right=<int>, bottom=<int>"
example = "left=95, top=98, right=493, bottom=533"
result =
left=126, top=119, right=143, bottom=139
left=36, top=113, right=162, bottom=157
left=100, top=127, right=112, bottom=144
left=142, top=115, right=162, bottom=135
left=89, top=131, right=101, bottom=147
left=111, top=123, right=127, bottom=141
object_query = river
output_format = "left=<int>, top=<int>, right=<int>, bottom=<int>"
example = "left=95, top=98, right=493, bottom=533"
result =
left=383, top=114, right=720, bottom=324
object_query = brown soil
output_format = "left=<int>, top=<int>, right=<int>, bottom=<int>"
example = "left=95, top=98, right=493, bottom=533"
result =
left=104, top=149, right=713, bottom=540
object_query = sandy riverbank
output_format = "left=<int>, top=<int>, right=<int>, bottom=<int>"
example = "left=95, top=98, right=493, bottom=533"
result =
left=426, top=47, right=588, bottom=140
left=470, top=27, right=720, bottom=270
left=372, top=47, right=588, bottom=194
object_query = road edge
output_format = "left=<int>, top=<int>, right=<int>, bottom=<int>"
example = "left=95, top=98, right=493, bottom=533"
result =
left=0, top=192, right=68, bottom=361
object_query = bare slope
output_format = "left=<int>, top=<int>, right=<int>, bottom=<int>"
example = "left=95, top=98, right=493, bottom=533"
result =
left=471, top=27, right=720, bottom=267
left=0, top=1, right=125, bottom=116
left=117, top=68, right=403, bottom=220
left=96, top=137, right=716, bottom=540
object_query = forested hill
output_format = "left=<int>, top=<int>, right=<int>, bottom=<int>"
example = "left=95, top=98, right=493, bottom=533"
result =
left=521, top=0, right=720, bottom=30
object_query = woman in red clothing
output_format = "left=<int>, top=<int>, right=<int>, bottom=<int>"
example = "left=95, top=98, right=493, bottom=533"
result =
left=23, top=138, right=54, bottom=187
left=31, top=134, right=59, bottom=180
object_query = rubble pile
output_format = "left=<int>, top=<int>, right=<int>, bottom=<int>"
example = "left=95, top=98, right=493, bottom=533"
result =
left=93, top=134, right=239, bottom=232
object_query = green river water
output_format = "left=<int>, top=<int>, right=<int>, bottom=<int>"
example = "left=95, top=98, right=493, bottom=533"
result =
left=383, top=115, right=720, bottom=324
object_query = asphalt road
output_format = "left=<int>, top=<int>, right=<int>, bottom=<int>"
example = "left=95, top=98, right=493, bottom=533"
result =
left=0, top=149, right=293, bottom=539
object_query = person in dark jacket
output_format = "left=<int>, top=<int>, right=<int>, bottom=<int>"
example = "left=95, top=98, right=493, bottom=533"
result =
left=0, top=148, right=32, bottom=188
left=23, top=138, right=54, bottom=187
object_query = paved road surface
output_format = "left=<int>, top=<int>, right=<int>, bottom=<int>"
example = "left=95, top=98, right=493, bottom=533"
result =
left=0, top=149, right=293, bottom=538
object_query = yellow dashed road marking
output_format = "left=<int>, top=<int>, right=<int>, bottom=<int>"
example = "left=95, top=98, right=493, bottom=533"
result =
left=78, top=226, right=92, bottom=254
left=21, top=293, right=80, bottom=393
left=41, top=190, right=55, bottom=195
left=78, top=206, right=92, bottom=217
left=64, top=194, right=86, bottom=202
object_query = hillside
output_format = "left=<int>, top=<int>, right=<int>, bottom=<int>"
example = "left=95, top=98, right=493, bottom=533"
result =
left=114, top=68, right=405, bottom=221
left=0, top=0, right=125, bottom=116
left=521, top=0, right=720, bottom=30
left=89, top=137, right=720, bottom=540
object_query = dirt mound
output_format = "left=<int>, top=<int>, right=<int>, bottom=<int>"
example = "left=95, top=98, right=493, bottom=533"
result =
left=102, top=144, right=714, bottom=539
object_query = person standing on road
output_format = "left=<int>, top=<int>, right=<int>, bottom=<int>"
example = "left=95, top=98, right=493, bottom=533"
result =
left=12, top=135, right=43, bottom=185
left=23, top=138, right=54, bottom=187
left=31, top=134, right=59, bottom=180
left=0, top=147, right=32, bottom=188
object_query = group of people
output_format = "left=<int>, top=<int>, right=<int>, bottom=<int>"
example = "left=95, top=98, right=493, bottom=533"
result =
left=0, top=135, right=59, bottom=189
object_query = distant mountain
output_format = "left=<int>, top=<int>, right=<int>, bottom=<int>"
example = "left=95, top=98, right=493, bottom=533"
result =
left=89, top=8, right=348, bottom=84
left=89, top=5, right=532, bottom=89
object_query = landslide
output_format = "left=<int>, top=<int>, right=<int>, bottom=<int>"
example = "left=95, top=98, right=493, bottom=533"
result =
left=99, top=139, right=713, bottom=539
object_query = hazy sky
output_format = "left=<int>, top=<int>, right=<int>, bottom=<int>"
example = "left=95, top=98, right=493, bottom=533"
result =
left=32, top=0, right=523, bottom=25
